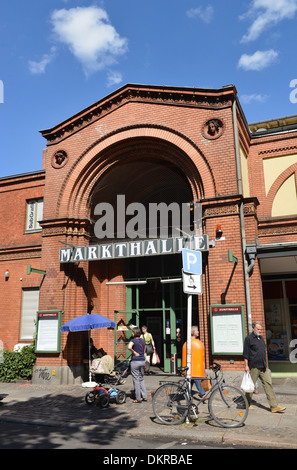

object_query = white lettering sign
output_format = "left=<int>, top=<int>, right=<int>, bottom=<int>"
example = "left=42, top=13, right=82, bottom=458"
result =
left=59, top=235, right=209, bottom=263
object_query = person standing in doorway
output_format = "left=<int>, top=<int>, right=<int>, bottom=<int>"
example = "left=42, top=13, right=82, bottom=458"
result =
left=191, top=326, right=207, bottom=398
left=243, top=321, right=286, bottom=413
left=128, top=327, right=148, bottom=403
left=141, top=325, right=155, bottom=375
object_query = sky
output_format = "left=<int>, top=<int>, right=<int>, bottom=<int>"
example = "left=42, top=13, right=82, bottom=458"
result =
left=1, top=0, right=297, bottom=177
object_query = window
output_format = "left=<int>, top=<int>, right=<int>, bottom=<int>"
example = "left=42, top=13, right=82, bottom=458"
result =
left=263, top=281, right=287, bottom=360
left=285, top=281, right=297, bottom=342
left=20, top=288, right=39, bottom=340
left=25, top=198, right=43, bottom=232
left=263, top=280, right=297, bottom=361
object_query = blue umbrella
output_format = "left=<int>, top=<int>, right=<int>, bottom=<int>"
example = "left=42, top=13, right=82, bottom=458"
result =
left=61, top=313, right=115, bottom=332
left=61, top=313, right=115, bottom=387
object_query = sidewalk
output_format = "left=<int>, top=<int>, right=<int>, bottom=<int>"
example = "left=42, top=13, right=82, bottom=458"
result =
left=0, top=368, right=296, bottom=449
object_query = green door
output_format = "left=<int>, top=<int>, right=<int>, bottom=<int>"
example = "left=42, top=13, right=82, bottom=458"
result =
left=124, top=254, right=188, bottom=372
left=125, top=278, right=187, bottom=372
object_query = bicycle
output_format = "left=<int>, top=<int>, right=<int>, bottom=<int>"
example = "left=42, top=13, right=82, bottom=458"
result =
left=152, top=362, right=248, bottom=428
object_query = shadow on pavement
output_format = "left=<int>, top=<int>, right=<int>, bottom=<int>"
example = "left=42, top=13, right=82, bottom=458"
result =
left=0, top=391, right=138, bottom=449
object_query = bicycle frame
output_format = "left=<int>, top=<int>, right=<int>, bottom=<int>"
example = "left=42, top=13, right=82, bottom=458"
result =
left=176, top=364, right=227, bottom=413
left=152, top=362, right=249, bottom=427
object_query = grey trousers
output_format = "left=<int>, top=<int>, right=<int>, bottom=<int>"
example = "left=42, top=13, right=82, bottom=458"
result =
left=246, top=367, right=278, bottom=409
left=131, top=360, right=147, bottom=401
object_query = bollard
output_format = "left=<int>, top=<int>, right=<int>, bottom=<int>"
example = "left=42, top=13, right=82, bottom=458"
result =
left=171, top=353, right=177, bottom=374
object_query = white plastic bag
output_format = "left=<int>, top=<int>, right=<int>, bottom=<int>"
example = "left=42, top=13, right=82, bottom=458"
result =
left=151, top=349, right=160, bottom=365
left=240, top=372, right=255, bottom=393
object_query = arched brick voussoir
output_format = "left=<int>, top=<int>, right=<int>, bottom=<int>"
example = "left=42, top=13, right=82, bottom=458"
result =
left=57, top=125, right=217, bottom=220
left=266, top=162, right=297, bottom=217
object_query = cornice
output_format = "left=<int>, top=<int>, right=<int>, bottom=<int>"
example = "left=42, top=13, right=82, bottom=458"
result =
left=258, top=217, right=297, bottom=237
left=40, top=218, right=90, bottom=237
left=39, top=84, right=236, bottom=146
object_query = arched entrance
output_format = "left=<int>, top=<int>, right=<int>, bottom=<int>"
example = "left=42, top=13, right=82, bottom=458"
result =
left=87, top=137, right=201, bottom=371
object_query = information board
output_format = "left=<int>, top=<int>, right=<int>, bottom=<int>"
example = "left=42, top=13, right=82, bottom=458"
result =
left=210, top=305, right=246, bottom=355
left=35, top=310, right=62, bottom=353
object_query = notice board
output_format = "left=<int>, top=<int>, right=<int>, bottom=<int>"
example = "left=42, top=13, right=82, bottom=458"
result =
left=35, top=310, right=62, bottom=353
left=210, top=304, right=246, bottom=355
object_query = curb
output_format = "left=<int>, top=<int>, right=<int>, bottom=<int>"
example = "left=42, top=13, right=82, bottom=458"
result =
left=128, top=427, right=297, bottom=449
left=1, top=408, right=296, bottom=449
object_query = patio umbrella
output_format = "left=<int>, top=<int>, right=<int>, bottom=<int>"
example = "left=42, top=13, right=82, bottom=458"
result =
left=61, top=313, right=115, bottom=387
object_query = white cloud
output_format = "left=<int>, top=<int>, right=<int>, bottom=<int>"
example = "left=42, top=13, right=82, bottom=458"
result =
left=238, top=49, right=278, bottom=71
left=106, top=70, right=123, bottom=87
left=240, top=93, right=269, bottom=104
left=240, top=0, right=297, bottom=42
left=28, top=47, right=56, bottom=74
left=186, top=5, right=214, bottom=23
left=50, top=6, right=128, bottom=76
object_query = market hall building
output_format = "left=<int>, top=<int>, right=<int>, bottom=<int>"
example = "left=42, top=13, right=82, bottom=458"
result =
left=1, top=83, right=297, bottom=384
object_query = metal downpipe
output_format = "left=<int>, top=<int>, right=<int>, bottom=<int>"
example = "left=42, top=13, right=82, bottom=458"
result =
left=232, top=98, right=253, bottom=334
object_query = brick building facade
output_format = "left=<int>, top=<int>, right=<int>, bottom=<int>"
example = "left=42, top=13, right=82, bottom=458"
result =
left=0, top=83, right=296, bottom=384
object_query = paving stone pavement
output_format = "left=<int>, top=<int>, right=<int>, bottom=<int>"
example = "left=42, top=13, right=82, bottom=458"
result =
left=0, top=368, right=296, bottom=449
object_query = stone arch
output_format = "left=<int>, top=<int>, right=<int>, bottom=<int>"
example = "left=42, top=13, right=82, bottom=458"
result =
left=57, top=124, right=217, bottom=220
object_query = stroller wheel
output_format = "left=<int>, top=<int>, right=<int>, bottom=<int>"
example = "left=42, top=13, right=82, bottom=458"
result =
left=116, top=390, right=126, bottom=404
left=98, top=392, right=110, bottom=408
left=85, top=391, right=95, bottom=405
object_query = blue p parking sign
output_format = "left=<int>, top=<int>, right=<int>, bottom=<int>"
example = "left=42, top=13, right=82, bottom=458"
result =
left=182, top=248, right=202, bottom=275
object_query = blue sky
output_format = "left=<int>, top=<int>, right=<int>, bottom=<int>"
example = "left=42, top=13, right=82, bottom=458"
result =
left=1, top=0, right=297, bottom=177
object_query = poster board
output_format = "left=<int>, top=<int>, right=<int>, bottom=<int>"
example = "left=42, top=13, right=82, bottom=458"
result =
left=210, top=304, right=246, bottom=355
left=35, top=310, right=63, bottom=353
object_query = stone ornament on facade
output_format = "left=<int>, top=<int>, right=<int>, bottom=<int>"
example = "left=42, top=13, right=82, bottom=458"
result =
left=51, top=150, right=68, bottom=169
left=202, top=118, right=224, bottom=140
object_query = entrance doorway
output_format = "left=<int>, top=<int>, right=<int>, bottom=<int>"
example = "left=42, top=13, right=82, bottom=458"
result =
left=123, top=255, right=196, bottom=372
left=87, top=138, right=199, bottom=371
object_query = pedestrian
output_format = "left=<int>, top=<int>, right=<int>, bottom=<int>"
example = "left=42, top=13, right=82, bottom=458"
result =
left=191, top=326, right=207, bottom=398
left=243, top=321, right=286, bottom=413
left=128, top=327, right=148, bottom=403
left=141, top=325, right=155, bottom=374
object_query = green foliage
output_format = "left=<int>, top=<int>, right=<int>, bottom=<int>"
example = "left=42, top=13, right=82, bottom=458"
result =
left=0, top=345, right=36, bottom=382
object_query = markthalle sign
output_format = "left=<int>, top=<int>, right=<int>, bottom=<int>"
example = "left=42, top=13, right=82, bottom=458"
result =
left=59, top=235, right=209, bottom=263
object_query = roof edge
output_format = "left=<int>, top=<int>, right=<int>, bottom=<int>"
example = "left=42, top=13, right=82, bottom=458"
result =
left=39, top=83, right=237, bottom=141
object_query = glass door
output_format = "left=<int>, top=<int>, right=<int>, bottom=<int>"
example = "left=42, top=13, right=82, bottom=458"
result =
left=126, top=279, right=186, bottom=372
left=125, top=254, right=187, bottom=372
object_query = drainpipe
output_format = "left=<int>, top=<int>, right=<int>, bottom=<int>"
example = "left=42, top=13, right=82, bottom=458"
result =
left=232, top=97, right=253, bottom=334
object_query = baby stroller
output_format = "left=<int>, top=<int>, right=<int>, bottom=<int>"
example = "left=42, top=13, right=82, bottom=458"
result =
left=105, top=358, right=131, bottom=385
left=85, top=359, right=131, bottom=408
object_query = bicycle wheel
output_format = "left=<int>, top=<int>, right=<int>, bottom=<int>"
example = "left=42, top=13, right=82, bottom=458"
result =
left=152, top=383, right=189, bottom=425
left=208, top=385, right=248, bottom=428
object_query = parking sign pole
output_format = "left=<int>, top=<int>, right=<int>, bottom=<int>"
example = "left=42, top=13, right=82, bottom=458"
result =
left=186, top=293, right=192, bottom=378
left=182, top=247, right=204, bottom=381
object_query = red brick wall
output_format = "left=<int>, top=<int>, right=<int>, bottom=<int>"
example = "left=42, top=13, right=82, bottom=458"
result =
left=0, top=171, right=45, bottom=350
